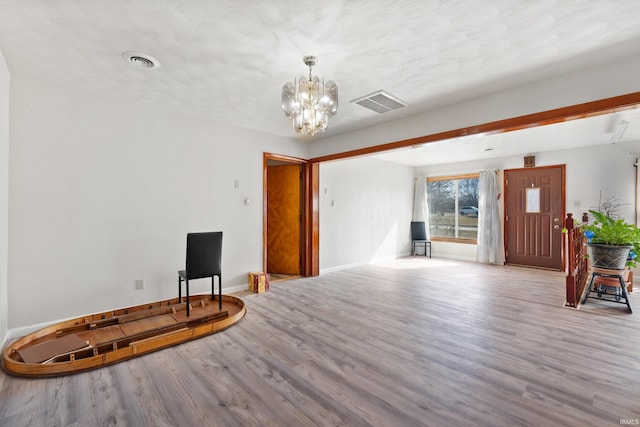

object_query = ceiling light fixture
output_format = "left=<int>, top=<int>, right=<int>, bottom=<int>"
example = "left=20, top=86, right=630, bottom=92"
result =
left=281, top=56, right=338, bottom=136
left=122, top=51, right=160, bottom=69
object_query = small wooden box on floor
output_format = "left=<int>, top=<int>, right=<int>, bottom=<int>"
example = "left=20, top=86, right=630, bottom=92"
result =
left=248, top=272, right=270, bottom=293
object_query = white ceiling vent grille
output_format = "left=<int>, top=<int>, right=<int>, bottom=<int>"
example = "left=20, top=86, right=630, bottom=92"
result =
left=122, top=51, right=160, bottom=69
left=351, top=90, right=406, bottom=113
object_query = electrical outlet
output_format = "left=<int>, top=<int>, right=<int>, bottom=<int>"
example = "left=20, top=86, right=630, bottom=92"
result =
left=135, top=279, right=145, bottom=290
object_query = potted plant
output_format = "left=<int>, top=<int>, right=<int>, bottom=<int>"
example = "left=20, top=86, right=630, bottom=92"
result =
left=583, top=209, right=640, bottom=269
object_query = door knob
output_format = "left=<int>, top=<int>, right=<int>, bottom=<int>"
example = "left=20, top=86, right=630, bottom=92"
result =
left=554, top=224, right=560, bottom=229
left=554, top=218, right=560, bottom=222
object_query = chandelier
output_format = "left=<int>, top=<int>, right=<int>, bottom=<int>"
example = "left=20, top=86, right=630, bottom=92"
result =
left=281, top=56, right=338, bottom=136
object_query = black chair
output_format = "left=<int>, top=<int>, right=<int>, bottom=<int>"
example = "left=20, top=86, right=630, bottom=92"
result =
left=411, top=221, right=431, bottom=258
left=178, top=231, right=223, bottom=316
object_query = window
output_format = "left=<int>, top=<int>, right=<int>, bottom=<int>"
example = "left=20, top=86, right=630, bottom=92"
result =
left=427, top=174, right=479, bottom=242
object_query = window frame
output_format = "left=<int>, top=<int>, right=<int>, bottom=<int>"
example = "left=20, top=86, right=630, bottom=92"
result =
left=426, top=173, right=480, bottom=244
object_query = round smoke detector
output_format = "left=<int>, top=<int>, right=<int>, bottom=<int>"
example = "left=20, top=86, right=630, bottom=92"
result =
left=122, top=51, right=160, bottom=69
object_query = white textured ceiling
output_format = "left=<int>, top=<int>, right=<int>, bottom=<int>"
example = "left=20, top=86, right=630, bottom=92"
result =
left=1, top=0, right=640, bottom=159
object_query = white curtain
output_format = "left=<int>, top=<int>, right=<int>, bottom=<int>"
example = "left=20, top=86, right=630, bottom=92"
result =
left=476, top=170, right=505, bottom=264
left=636, top=158, right=639, bottom=227
left=413, top=176, right=430, bottom=240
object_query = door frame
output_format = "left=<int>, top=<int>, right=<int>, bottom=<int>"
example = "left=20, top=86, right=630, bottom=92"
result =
left=503, top=165, right=566, bottom=270
left=263, top=153, right=315, bottom=276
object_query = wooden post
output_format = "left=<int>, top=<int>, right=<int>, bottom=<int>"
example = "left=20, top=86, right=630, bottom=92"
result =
left=565, top=213, right=576, bottom=307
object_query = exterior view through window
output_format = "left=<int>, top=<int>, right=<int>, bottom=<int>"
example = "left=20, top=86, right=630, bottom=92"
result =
left=427, top=174, right=479, bottom=242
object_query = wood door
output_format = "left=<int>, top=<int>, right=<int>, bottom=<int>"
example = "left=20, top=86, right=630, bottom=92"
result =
left=505, top=166, right=564, bottom=270
left=267, top=164, right=301, bottom=274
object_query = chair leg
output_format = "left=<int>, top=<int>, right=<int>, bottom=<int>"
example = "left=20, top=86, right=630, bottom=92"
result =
left=218, top=274, right=222, bottom=310
left=178, top=276, right=182, bottom=303
left=211, top=275, right=223, bottom=311
left=186, top=278, right=190, bottom=316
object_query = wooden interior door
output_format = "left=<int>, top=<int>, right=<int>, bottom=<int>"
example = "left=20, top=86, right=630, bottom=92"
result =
left=505, top=166, right=564, bottom=270
left=267, top=164, right=301, bottom=274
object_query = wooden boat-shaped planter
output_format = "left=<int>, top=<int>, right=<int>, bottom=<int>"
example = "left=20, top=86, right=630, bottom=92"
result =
left=2, top=294, right=245, bottom=377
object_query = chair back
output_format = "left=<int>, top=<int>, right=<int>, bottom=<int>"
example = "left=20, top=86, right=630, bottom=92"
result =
left=185, top=231, right=222, bottom=279
left=411, top=221, right=427, bottom=241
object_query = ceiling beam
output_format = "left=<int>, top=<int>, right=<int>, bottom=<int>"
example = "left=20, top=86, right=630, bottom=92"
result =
left=310, top=91, right=640, bottom=164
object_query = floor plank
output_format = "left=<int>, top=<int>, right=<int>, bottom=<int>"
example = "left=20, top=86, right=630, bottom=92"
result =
left=1, top=258, right=639, bottom=426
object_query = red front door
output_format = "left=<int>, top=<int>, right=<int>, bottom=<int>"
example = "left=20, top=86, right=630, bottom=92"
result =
left=505, top=165, right=565, bottom=270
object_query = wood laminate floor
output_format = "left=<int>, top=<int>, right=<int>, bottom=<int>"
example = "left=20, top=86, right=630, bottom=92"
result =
left=268, top=273, right=302, bottom=283
left=1, top=257, right=639, bottom=426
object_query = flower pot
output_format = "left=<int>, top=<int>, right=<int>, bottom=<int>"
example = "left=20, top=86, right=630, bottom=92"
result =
left=586, top=243, right=632, bottom=270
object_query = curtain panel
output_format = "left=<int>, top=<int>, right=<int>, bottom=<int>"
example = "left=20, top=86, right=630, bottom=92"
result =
left=413, top=176, right=430, bottom=240
left=476, top=170, right=505, bottom=264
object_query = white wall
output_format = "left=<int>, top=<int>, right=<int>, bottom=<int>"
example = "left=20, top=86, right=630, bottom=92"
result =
left=319, top=157, right=414, bottom=271
left=8, top=76, right=307, bottom=330
left=561, top=142, right=639, bottom=222
left=310, top=55, right=640, bottom=159
left=0, top=48, right=9, bottom=343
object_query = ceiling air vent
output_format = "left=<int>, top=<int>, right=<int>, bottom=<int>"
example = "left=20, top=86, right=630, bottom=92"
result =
left=351, top=90, right=406, bottom=114
left=122, top=51, right=160, bottom=69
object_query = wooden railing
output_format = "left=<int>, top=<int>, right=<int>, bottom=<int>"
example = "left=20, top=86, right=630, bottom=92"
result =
left=565, top=213, right=589, bottom=308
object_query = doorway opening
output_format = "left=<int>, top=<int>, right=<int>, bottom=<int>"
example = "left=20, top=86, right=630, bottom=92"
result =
left=264, top=153, right=308, bottom=281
